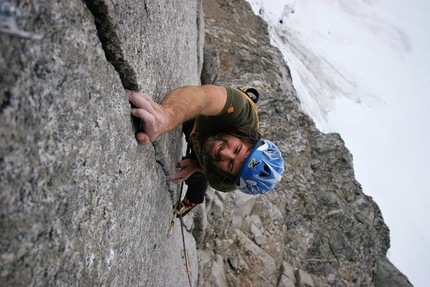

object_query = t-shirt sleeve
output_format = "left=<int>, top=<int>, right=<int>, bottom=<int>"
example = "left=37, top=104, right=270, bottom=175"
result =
left=196, top=86, right=258, bottom=133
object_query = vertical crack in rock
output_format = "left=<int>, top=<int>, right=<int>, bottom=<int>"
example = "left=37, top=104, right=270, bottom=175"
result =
left=82, top=0, right=138, bottom=90
left=83, top=0, right=177, bottom=195
left=83, top=0, right=146, bottom=152
left=152, top=140, right=176, bottom=196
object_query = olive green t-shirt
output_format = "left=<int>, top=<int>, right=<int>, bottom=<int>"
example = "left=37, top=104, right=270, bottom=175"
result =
left=190, top=86, right=259, bottom=191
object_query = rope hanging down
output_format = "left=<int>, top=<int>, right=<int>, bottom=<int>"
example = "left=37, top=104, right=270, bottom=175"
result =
left=167, top=144, right=193, bottom=287
left=179, top=202, right=192, bottom=286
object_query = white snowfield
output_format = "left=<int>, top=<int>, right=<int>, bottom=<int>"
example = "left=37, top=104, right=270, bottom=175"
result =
left=246, top=0, right=430, bottom=286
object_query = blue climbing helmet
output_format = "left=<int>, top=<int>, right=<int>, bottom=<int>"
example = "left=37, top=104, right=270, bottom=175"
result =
left=235, top=139, right=284, bottom=195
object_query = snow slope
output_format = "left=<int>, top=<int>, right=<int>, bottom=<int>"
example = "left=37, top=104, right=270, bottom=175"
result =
left=246, top=0, right=430, bottom=286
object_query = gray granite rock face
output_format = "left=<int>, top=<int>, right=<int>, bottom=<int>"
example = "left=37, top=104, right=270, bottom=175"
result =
left=1, top=0, right=202, bottom=286
left=1, top=0, right=412, bottom=287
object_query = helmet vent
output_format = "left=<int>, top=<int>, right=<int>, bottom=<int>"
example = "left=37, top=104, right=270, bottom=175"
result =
left=234, top=139, right=284, bottom=195
left=262, top=164, right=271, bottom=175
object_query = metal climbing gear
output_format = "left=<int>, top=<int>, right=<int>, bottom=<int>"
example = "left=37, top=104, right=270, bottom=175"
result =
left=173, top=197, right=197, bottom=218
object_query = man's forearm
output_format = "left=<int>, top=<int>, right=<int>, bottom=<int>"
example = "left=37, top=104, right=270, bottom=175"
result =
left=126, top=85, right=227, bottom=145
left=160, top=85, right=227, bottom=133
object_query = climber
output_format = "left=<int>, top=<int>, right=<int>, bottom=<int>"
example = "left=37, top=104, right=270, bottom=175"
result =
left=126, top=85, right=284, bottom=217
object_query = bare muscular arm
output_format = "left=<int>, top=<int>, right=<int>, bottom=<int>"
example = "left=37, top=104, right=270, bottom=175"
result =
left=126, top=85, right=227, bottom=145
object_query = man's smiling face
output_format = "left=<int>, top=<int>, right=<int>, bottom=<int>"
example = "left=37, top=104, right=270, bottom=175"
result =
left=203, top=134, right=253, bottom=176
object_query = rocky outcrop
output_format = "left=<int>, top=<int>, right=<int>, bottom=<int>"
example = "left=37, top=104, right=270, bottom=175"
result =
left=1, top=0, right=412, bottom=287
left=192, top=0, right=413, bottom=286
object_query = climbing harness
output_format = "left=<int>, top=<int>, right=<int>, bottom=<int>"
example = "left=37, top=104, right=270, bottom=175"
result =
left=167, top=145, right=193, bottom=287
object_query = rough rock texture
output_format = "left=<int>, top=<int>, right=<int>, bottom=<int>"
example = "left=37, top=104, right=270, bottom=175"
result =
left=1, top=0, right=202, bottom=286
left=1, top=0, right=412, bottom=287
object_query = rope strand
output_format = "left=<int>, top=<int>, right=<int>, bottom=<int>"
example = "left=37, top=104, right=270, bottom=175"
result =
left=179, top=211, right=193, bottom=286
left=167, top=140, right=193, bottom=287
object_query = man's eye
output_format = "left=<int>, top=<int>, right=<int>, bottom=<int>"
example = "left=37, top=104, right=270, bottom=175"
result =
left=235, top=145, right=241, bottom=154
